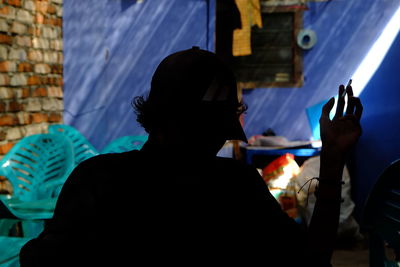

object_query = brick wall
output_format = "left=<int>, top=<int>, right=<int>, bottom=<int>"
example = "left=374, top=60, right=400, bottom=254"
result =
left=0, top=0, right=63, bottom=156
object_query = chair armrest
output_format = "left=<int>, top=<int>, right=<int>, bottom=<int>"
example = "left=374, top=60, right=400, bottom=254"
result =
left=1, top=198, right=56, bottom=220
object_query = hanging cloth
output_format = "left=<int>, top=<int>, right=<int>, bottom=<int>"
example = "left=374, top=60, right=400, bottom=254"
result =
left=232, top=0, right=263, bottom=56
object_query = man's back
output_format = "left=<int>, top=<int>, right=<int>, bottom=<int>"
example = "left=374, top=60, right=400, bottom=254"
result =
left=21, top=148, right=305, bottom=266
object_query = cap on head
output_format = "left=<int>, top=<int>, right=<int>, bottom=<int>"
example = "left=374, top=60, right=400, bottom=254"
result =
left=148, top=47, right=247, bottom=142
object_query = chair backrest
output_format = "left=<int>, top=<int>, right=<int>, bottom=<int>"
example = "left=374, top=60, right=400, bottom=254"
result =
left=101, top=135, right=148, bottom=154
left=48, top=124, right=99, bottom=165
left=0, top=134, right=74, bottom=202
left=363, top=159, right=400, bottom=267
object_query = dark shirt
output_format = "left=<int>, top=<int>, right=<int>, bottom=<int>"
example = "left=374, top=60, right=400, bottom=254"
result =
left=20, top=147, right=307, bottom=266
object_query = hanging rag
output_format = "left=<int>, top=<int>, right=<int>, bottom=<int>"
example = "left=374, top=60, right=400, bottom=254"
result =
left=233, top=0, right=263, bottom=56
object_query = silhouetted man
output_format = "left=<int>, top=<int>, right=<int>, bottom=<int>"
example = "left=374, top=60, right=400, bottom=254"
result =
left=20, top=47, right=363, bottom=267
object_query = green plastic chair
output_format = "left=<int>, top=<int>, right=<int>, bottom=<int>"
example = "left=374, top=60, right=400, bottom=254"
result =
left=101, top=135, right=148, bottom=154
left=0, top=134, right=74, bottom=237
left=48, top=124, right=99, bottom=166
left=363, top=159, right=400, bottom=267
left=0, top=236, right=31, bottom=266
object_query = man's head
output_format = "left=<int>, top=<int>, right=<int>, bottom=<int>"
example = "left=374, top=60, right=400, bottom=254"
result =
left=133, top=47, right=247, bottom=150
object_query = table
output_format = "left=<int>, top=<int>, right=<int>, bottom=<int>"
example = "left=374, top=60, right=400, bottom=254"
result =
left=242, top=146, right=321, bottom=167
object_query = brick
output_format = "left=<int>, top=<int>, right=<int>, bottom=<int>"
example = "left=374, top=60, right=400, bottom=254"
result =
left=55, top=76, right=63, bottom=86
left=47, top=4, right=56, bottom=14
left=10, top=22, right=27, bottom=35
left=17, top=62, right=32, bottom=72
left=54, top=27, right=61, bottom=38
left=0, top=46, right=7, bottom=60
left=32, top=87, right=47, bottom=97
left=31, top=113, right=48, bottom=123
left=16, top=10, right=33, bottom=24
left=35, top=13, right=44, bottom=24
left=51, top=64, right=62, bottom=74
left=21, top=88, right=30, bottom=98
left=0, top=101, right=5, bottom=112
left=47, top=86, right=62, bottom=97
left=42, top=17, right=50, bottom=25
left=10, top=74, right=27, bottom=86
left=50, top=40, right=62, bottom=51
left=0, top=61, right=8, bottom=72
left=14, top=88, right=30, bottom=98
left=25, top=98, right=42, bottom=112
left=28, top=50, right=43, bottom=62
left=7, top=101, right=23, bottom=112
left=0, top=18, right=9, bottom=32
left=57, top=52, right=63, bottom=64
left=0, top=34, right=12, bottom=45
left=5, top=0, right=22, bottom=7
left=40, top=123, right=49, bottom=133
left=51, top=18, right=62, bottom=27
left=32, top=38, right=49, bottom=49
left=24, top=1, right=36, bottom=11
left=36, top=1, right=49, bottom=14
left=40, top=76, right=49, bottom=85
left=46, top=76, right=63, bottom=86
left=56, top=5, right=62, bottom=17
left=0, top=6, right=10, bottom=16
left=6, top=127, right=22, bottom=140
left=0, top=74, right=9, bottom=86
left=41, top=26, right=57, bottom=39
left=0, top=131, right=6, bottom=141
left=23, top=123, right=44, bottom=136
left=0, top=142, right=15, bottom=155
left=43, top=51, right=58, bottom=63
left=16, top=111, right=31, bottom=125
left=0, top=61, right=16, bottom=72
left=34, top=63, right=51, bottom=74
left=56, top=99, right=63, bottom=110
left=0, top=114, right=17, bottom=126
left=41, top=98, right=58, bottom=111
left=48, top=112, right=62, bottom=122
left=28, top=27, right=41, bottom=37
left=15, top=36, right=32, bottom=47
left=9, top=48, right=27, bottom=61
left=27, top=75, right=40, bottom=85
left=0, top=6, right=16, bottom=20
left=0, top=87, right=13, bottom=99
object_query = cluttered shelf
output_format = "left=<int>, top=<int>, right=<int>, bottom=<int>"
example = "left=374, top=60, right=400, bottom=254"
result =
left=238, top=134, right=321, bottom=168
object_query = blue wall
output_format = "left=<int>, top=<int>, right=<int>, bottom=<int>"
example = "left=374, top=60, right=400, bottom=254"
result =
left=63, top=0, right=214, bottom=150
left=352, top=30, right=400, bottom=219
left=64, top=0, right=400, bottom=219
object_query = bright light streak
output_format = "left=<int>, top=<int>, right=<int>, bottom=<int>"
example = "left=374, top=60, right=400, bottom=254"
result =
left=319, top=5, right=400, bottom=139
left=351, top=5, right=400, bottom=96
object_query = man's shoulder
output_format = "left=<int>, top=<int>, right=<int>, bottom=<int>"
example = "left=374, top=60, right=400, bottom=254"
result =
left=73, top=150, right=142, bottom=174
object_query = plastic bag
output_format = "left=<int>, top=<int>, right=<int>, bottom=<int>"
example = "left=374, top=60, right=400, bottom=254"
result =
left=262, top=153, right=300, bottom=220
left=295, top=156, right=362, bottom=239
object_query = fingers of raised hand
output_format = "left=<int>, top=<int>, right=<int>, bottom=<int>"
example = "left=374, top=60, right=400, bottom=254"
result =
left=344, top=87, right=362, bottom=122
left=346, top=84, right=354, bottom=97
left=334, top=85, right=346, bottom=120
left=320, top=97, right=335, bottom=124
left=353, top=97, right=363, bottom=121
left=345, top=85, right=355, bottom=115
